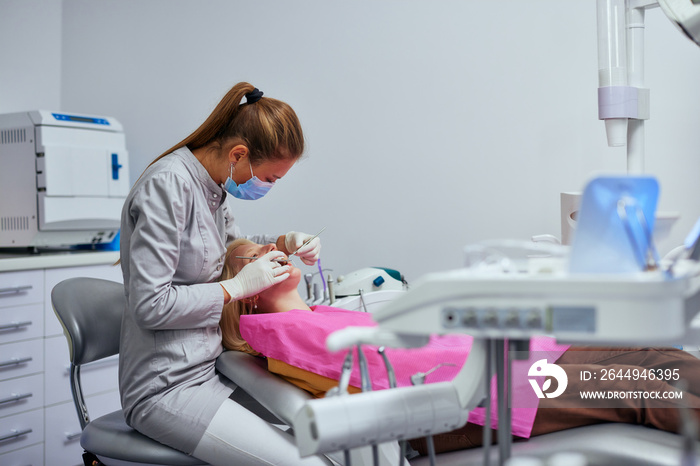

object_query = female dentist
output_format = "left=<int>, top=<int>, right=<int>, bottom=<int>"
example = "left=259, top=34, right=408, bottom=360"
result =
left=118, top=82, right=329, bottom=465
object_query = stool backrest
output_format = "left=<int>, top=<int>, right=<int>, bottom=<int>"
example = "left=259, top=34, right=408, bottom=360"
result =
left=52, top=277, right=125, bottom=365
left=51, top=277, right=125, bottom=428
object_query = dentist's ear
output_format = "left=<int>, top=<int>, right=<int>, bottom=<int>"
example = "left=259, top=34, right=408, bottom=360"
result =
left=228, top=144, right=249, bottom=164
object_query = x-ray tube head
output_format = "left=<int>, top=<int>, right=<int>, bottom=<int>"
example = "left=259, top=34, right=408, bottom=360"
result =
left=658, top=0, right=700, bottom=47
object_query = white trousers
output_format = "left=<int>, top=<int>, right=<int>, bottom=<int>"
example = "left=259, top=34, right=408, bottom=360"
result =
left=192, top=397, right=334, bottom=466
left=192, top=396, right=409, bottom=466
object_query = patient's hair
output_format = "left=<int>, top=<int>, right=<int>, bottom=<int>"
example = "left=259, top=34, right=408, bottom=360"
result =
left=219, top=237, right=260, bottom=355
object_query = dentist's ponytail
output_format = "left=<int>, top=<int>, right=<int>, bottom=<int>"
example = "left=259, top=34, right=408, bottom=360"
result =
left=145, top=81, right=304, bottom=169
left=117, top=83, right=305, bottom=266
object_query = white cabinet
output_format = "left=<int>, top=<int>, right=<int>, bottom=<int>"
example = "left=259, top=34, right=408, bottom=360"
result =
left=0, top=254, right=122, bottom=466
left=2, top=443, right=44, bottom=466
left=0, top=409, right=44, bottom=456
left=0, top=269, right=45, bottom=465
left=45, top=391, right=121, bottom=466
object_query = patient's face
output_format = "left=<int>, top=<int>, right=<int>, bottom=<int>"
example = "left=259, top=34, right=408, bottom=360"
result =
left=229, top=242, right=301, bottom=288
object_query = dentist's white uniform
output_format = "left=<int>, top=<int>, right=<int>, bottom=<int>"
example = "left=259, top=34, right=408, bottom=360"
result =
left=119, top=146, right=331, bottom=465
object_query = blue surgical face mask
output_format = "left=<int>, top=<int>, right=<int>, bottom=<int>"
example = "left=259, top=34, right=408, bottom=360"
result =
left=223, top=160, right=275, bottom=200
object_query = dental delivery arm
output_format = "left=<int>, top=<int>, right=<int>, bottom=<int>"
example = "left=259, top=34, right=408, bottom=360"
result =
left=293, top=327, right=487, bottom=457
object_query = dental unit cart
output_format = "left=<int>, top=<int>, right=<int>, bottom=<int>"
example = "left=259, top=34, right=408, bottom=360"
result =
left=0, top=110, right=129, bottom=250
left=292, top=174, right=700, bottom=465
left=290, top=257, right=700, bottom=465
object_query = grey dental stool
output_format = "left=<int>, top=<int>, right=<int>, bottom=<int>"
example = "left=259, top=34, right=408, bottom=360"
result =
left=51, top=277, right=207, bottom=466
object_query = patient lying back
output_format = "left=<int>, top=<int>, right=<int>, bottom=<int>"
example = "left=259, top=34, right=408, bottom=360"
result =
left=219, top=238, right=472, bottom=396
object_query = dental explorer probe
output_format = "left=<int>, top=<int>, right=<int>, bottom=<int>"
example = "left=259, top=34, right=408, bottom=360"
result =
left=325, top=350, right=354, bottom=465
left=234, top=256, right=291, bottom=265
left=236, top=225, right=325, bottom=272
left=377, top=347, right=397, bottom=389
left=290, top=227, right=326, bottom=256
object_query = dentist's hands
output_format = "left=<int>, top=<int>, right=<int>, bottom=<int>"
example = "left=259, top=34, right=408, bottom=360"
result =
left=219, top=251, right=290, bottom=303
left=284, top=231, right=322, bottom=266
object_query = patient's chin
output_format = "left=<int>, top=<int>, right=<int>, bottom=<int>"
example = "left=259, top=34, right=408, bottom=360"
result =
left=274, top=265, right=301, bottom=290
left=287, top=266, right=302, bottom=283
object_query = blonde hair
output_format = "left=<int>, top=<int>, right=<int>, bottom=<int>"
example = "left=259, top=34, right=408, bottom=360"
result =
left=219, top=238, right=260, bottom=355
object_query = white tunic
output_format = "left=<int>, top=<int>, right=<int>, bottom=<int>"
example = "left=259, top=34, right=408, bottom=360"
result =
left=119, top=146, right=276, bottom=453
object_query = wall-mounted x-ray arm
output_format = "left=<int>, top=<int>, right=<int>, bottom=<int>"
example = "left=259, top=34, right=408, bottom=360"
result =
left=597, top=0, right=700, bottom=173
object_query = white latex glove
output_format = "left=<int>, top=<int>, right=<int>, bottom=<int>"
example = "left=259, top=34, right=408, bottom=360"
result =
left=219, top=250, right=290, bottom=302
left=285, top=231, right=322, bottom=266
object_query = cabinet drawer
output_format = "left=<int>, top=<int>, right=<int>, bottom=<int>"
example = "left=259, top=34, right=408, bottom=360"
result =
left=44, top=400, right=81, bottom=466
left=0, top=373, right=43, bottom=418
left=44, top=335, right=119, bottom=406
left=0, top=408, right=44, bottom=455
left=45, top=391, right=121, bottom=466
left=45, top=264, right=123, bottom=337
left=0, top=339, right=44, bottom=381
left=0, top=443, right=44, bottom=466
left=0, top=303, right=43, bottom=345
left=0, top=270, right=44, bottom=309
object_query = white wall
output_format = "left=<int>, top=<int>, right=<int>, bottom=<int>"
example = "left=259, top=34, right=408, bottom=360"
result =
left=0, top=0, right=62, bottom=112
left=10, top=0, right=700, bottom=284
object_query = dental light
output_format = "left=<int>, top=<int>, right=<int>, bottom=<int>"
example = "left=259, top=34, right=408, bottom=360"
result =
left=597, top=0, right=700, bottom=173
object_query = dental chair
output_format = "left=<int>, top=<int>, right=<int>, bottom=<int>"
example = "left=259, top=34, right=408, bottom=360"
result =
left=218, top=286, right=700, bottom=466
left=215, top=289, right=414, bottom=466
left=51, top=277, right=207, bottom=466
left=219, top=349, right=700, bottom=466
left=412, top=424, right=699, bottom=466
left=215, top=289, right=410, bottom=423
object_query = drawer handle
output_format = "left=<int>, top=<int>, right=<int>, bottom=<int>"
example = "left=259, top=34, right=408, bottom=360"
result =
left=0, top=356, right=33, bottom=368
left=0, top=320, right=33, bottom=331
left=66, top=430, right=83, bottom=441
left=0, top=285, right=33, bottom=295
left=0, top=427, right=33, bottom=442
left=0, top=392, right=33, bottom=405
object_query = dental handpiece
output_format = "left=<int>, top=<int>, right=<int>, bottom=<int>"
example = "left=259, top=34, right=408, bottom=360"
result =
left=357, top=345, right=372, bottom=393
left=377, top=346, right=397, bottom=389
left=327, top=350, right=354, bottom=397
left=357, top=345, right=380, bottom=466
left=327, top=349, right=356, bottom=465
left=378, top=348, right=406, bottom=466
left=327, top=273, right=335, bottom=304
left=304, top=273, right=313, bottom=301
